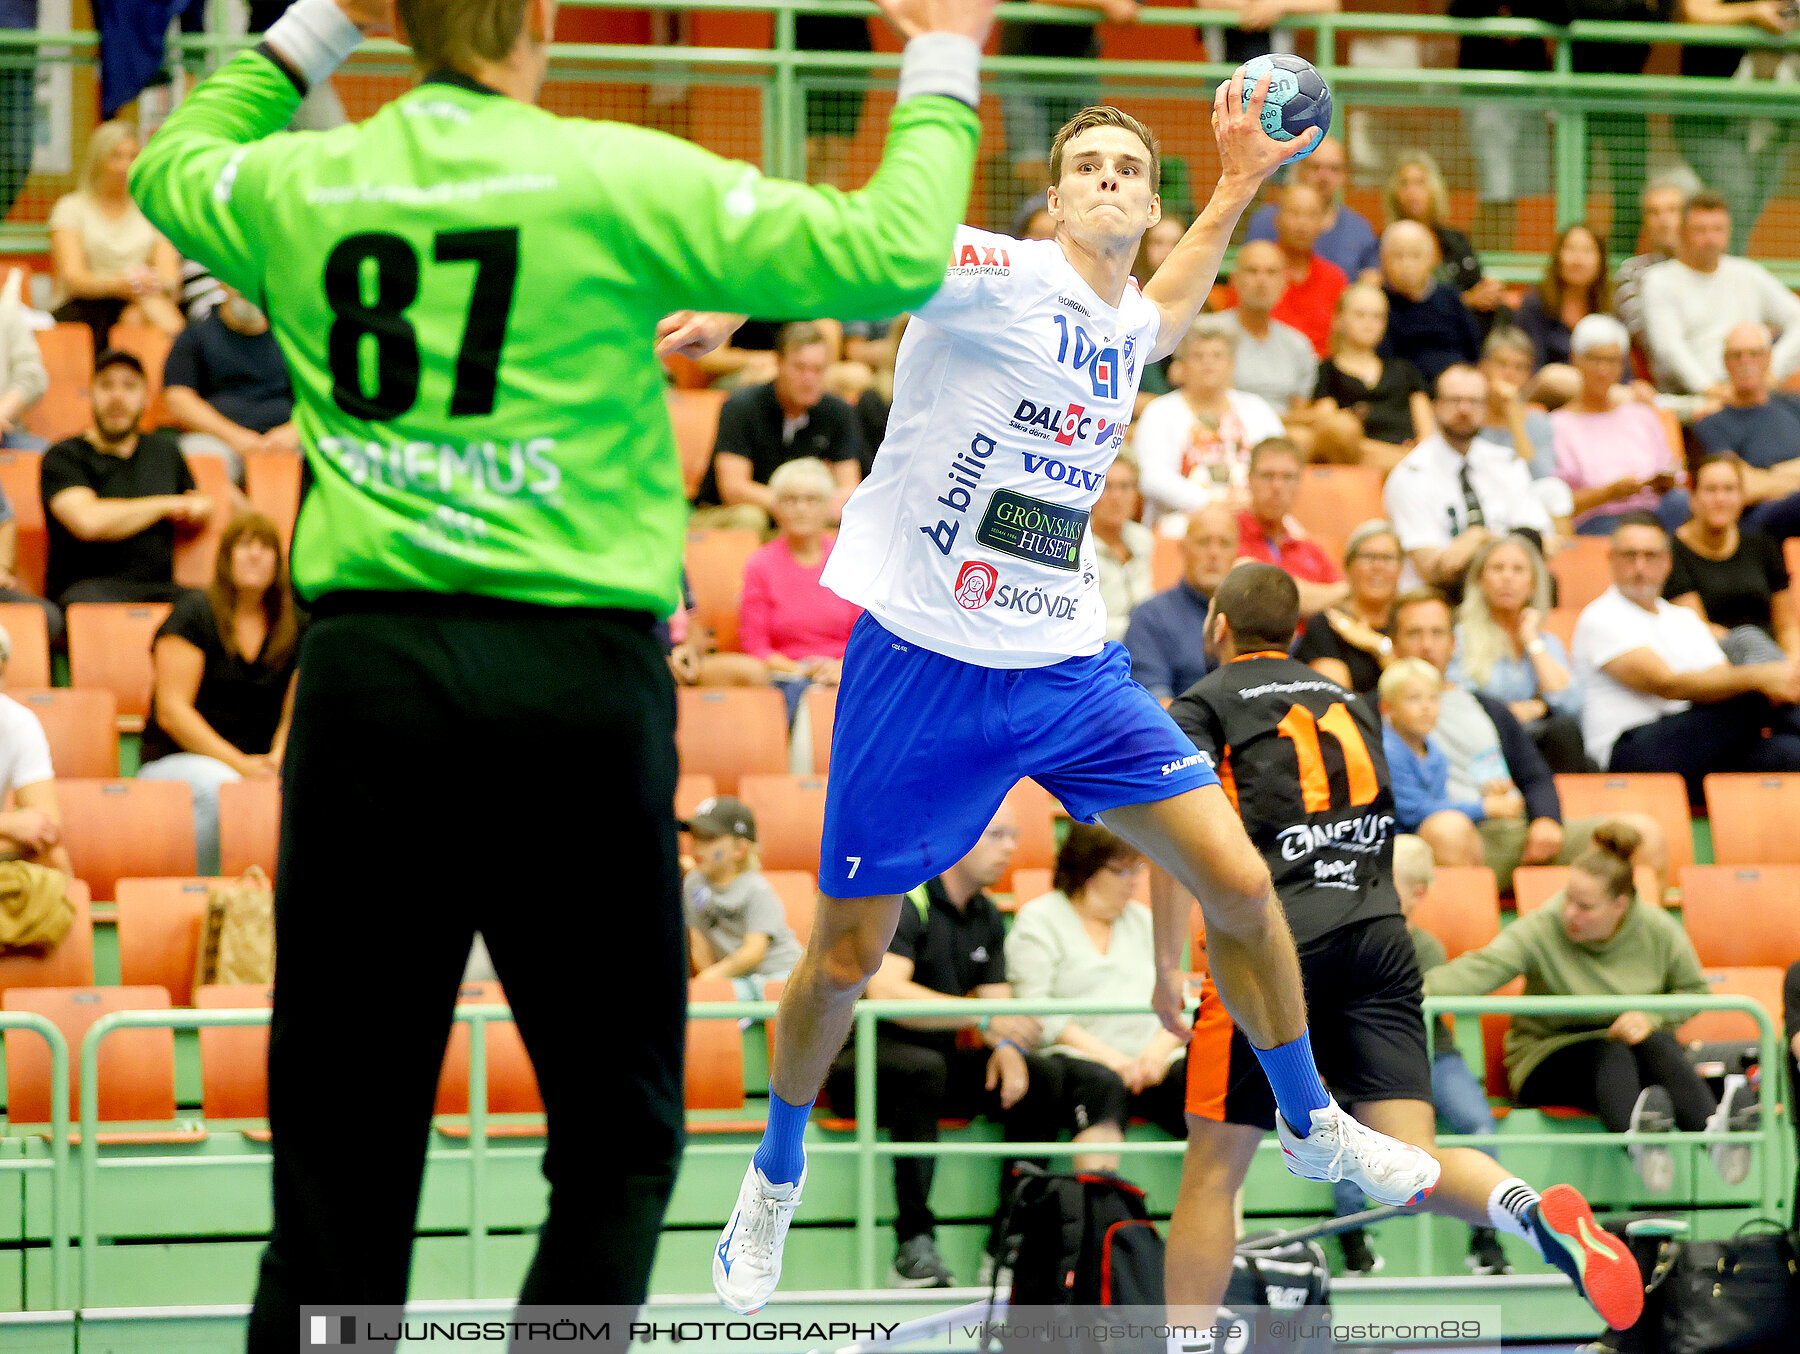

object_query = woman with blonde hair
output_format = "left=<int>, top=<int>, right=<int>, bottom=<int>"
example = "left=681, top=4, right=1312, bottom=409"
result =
left=1385, top=150, right=1504, bottom=323
left=49, top=121, right=184, bottom=353
left=1310, top=284, right=1433, bottom=471
left=1448, top=533, right=1590, bottom=772
left=138, top=513, right=301, bottom=874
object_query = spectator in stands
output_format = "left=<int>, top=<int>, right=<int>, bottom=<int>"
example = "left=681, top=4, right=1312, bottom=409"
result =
left=0, top=622, right=72, bottom=876
left=999, top=1, right=1136, bottom=188
left=1132, top=213, right=1187, bottom=403
left=1217, top=240, right=1319, bottom=414
left=691, top=323, right=862, bottom=533
left=1514, top=224, right=1613, bottom=371
left=1642, top=192, right=1800, bottom=397
left=1245, top=136, right=1379, bottom=281
left=822, top=801, right=1130, bottom=1288
left=664, top=584, right=767, bottom=689
left=1134, top=321, right=1285, bottom=533
left=161, top=286, right=295, bottom=487
left=1391, top=588, right=1667, bottom=892
left=1667, top=455, right=1797, bottom=662
left=1385, top=365, right=1552, bottom=593
left=796, top=11, right=872, bottom=190
left=1011, top=194, right=1055, bottom=242
left=48, top=121, right=183, bottom=355
left=1690, top=323, right=1800, bottom=541
left=1265, top=185, right=1348, bottom=357
left=1122, top=502, right=1237, bottom=701
left=1552, top=315, right=1679, bottom=537
left=1572, top=514, right=1800, bottom=796
left=689, top=316, right=844, bottom=391
left=1480, top=327, right=1558, bottom=481
left=41, top=349, right=210, bottom=608
left=138, top=513, right=299, bottom=877
left=1384, top=151, right=1505, bottom=337
left=681, top=796, right=803, bottom=1001
left=1450, top=534, right=1590, bottom=773
left=1381, top=656, right=1523, bottom=864
left=0, top=469, right=60, bottom=642
left=1292, top=519, right=1402, bottom=695
left=1092, top=452, right=1153, bottom=644
left=736, top=458, right=863, bottom=718
left=1311, top=283, right=1431, bottom=472
left=1378, top=221, right=1482, bottom=386
left=1452, top=0, right=1555, bottom=252
left=0, top=266, right=45, bottom=452
left=1614, top=175, right=1690, bottom=351
left=1235, top=436, right=1345, bottom=613
left=1423, top=822, right=1757, bottom=1192
left=847, top=315, right=904, bottom=475
left=1199, top=0, right=1343, bottom=64
left=1006, top=823, right=1189, bottom=1150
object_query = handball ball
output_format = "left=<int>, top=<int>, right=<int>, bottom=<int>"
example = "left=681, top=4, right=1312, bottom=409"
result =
left=1237, top=54, right=1332, bottom=165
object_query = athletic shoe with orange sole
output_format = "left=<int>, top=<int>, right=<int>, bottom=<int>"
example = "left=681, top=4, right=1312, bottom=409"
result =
left=1530, top=1183, right=1645, bottom=1330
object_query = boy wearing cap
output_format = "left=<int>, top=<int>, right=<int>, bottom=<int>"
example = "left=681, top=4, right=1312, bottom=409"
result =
left=683, top=796, right=803, bottom=1001
left=40, top=348, right=214, bottom=608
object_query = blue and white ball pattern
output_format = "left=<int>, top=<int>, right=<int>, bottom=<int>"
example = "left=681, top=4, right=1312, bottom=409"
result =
left=1237, top=54, right=1333, bottom=165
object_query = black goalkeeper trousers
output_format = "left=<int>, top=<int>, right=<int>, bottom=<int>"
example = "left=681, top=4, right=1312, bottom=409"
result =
left=246, top=593, right=685, bottom=1352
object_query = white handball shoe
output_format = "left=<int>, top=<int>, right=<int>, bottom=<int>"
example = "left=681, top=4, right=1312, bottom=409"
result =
left=1275, top=1099, right=1441, bottom=1207
left=712, top=1162, right=805, bottom=1315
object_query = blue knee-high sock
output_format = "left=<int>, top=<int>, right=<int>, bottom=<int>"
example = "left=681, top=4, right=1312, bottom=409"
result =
left=752, top=1086, right=813, bottom=1186
left=1253, top=1030, right=1332, bottom=1137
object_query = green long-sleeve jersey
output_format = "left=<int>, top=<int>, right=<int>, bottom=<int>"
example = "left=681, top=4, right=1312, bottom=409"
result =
left=131, top=51, right=979, bottom=613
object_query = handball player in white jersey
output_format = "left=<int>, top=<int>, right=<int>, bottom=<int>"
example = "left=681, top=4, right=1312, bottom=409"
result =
left=698, top=76, right=1440, bottom=1313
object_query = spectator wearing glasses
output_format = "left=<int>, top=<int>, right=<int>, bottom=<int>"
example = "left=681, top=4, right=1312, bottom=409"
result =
left=1293, top=520, right=1403, bottom=697
left=1689, top=323, right=1800, bottom=542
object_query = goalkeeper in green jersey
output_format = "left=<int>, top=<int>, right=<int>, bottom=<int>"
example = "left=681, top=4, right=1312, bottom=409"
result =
left=129, top=0, right=994, bottom=1341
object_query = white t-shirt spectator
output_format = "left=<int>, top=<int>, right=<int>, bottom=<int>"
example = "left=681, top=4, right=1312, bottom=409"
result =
left=682, top=869, right=804, bottom=980
left=1385, top=432, right=1554, bottom=589
left=1214, top=310, right=1319, bottom=411
left=1134, top=387, right=1286, bottom=533
left=1572, top=585, right=1727, bottom=768
left=1641, top=255, right=1800, bottom=394
left=0, top=694, right=54, bottom=798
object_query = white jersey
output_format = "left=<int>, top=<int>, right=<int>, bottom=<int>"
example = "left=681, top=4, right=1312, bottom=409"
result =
left=823, top=227, right=1161, bottom=668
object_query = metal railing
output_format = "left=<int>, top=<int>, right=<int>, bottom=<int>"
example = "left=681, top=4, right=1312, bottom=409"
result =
left=0, top=1011, right=72, bottom=1311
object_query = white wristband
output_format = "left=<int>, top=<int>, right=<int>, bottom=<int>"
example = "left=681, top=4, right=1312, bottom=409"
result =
left=264, top=0, right=363, bottom=92
left=896, top=34, right=981, bottom=110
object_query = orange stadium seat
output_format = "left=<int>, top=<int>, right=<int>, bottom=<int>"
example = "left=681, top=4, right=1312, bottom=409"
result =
left=684, top=528, right=759, bottom=653
left=0, top=603, right=51, bottom=687
left=1152, top=536, right=1182, bottom=591
left=12, top=688, right=118, bottom=778
left=115, top=877, right=226, bottom=1007
left=24, top=324, right=92, bottom=443
left=1678, top=967, right=1786, bottom=1046
left=0, top=879, right=93, bottom=998
left=1293, top=465, right=1383, bottom=543
left=196, top=982, right=274, bottom=1132
left=738, top=773, right=827, bottom=873
left=244, top=450, right=302, bottom=549
left=675, top=773, right=718, bottom=821
left=1677, top=864, right=1800, bottom=967
left=675, top=687, right=788, bottom=794
left=1548, top=537, right=1612, bottom=612
left=1005, top=867, right=1053, bottom=913
left=685, top=978, right=750, bottom=1124
left=668, top=388, right=728, bottom=500
left=1541, top=608, right=1579, bottom=653
left=1702, top=773, right=1800, bottom=865
left=1002, top=779, right=1061, bottom=894
left=1409, top=866, right=1501, bottom=960
left=173, top=455, right=239, bottom=589
left=1553, top=773, right=1693, bottom=872
left=803, top=684, right=835, bottom=774
left=0, top=451, right=45, bottom=595
left=55, top=778, right=196, bottom=901
left=1512, top=864, right=1662, bottom=915
left=2, top=985, right=203, bottom=1141
left=764, top=869, right=817, bottom=944
left=218, top=778, right=281, bottom=878
left=436, top=981, right=545, bottom=1134
left=1478, top=977, right=1531, bottom=1104
left=65, top=602, right=171, bottom=732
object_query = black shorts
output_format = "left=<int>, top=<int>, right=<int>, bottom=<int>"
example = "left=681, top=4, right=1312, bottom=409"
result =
left=1185, top=913, right=1433, bottom=1129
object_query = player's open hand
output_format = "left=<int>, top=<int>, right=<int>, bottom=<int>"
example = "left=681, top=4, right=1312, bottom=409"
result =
left=1211, top=67, right=1318, bottom=189
left=654, top=311, right=746, bottom=360
left=873, top=0, right=998, bottom=45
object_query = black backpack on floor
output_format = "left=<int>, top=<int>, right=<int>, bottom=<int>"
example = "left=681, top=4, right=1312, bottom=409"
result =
left=1216, top=1231, right=1333, bottom=1354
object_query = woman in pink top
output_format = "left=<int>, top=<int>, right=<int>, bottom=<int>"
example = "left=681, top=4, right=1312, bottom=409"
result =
left=737, top=458, right=863, bottom=698
left=1551, top=314, right=1680, bottom=536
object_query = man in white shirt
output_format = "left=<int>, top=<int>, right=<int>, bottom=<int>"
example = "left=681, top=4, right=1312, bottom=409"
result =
left=1384, top=364, right=1553, bottom=591
left=1217, top=239, right=1318, bottom=415
left=1641, top=192, right=1800, bottom=397
left=1572, top=515, right=1800, bottom=797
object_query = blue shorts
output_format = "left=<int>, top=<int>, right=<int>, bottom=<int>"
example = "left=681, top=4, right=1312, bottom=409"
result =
left=818, top=613, right=1221, bottom=897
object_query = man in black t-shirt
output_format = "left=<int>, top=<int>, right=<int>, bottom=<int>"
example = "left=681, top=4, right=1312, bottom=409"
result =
left=1160, top=563, right=1641, bottom=1331
left=41, top=349, right=211, bottom=607
left=163, top=286, right=296, bottom=485
left=692, top=322, right=863, bottom=532
left=821, top=801, right=1128, bottom=1289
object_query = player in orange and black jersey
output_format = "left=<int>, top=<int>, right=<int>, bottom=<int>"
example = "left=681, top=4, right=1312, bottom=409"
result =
left=1158, top=563, right=1643, bottom=1333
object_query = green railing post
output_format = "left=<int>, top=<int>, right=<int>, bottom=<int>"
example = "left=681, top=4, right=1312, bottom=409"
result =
left=772, top=0, right=798, bottom=181
left=1551, top=32, right=1586, bottom=230
left=854, top=1002, right=879, bottom=1290
left=0, top=1013, right=71, bottom=1311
